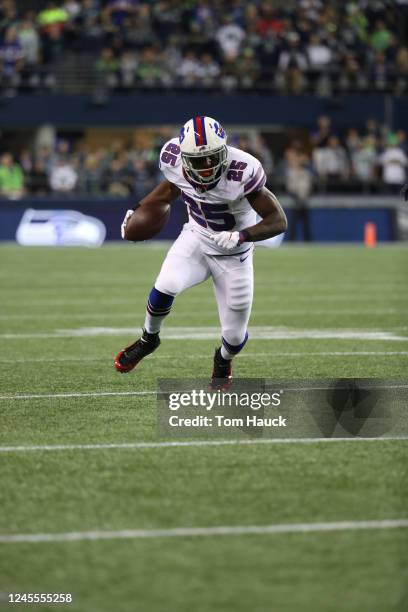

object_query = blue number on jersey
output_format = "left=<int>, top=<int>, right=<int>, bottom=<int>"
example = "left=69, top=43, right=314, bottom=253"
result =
left=227, top=160, right=247, bottom=182
left=181, top=192, right=235, bottom=231
left=161, top=143, right=180, bottom=167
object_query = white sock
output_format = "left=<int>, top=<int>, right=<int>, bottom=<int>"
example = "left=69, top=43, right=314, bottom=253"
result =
left=221, top=345, right=234, bottom=360
left=144, top=287, right=174, bottom=334
left=144, top=311, right=168, bottom=335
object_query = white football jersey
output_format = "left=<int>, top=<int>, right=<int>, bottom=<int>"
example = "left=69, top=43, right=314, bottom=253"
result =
left=159, top=137, right=266, bottom=254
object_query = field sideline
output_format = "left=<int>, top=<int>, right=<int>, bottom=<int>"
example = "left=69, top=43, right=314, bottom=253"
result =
left=0, top=244, right=407, bottom=611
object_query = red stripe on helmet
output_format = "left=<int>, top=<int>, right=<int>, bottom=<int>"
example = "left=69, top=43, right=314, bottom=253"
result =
left=194, top=116, right=205, bottom=146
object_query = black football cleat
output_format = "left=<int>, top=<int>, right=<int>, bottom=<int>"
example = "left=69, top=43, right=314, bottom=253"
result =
left=114, top=329, right=160, bottom=373
left=210, top=347, right=233, bottom=390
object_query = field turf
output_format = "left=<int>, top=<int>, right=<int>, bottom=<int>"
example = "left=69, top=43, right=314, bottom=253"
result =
left=0, top=243, right=407, bottom=611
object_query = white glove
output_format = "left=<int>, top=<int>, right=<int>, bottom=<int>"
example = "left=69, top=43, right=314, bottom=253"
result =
left=211, top=231, right=241, bottom=250
left=121, top=209, right=134, bottom=239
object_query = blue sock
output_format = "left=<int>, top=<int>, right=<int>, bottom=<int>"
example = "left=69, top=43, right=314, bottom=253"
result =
left=221, top=332, right=249, bottom=360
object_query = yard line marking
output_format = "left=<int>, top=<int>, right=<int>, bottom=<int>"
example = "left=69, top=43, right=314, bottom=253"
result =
left=1, top=519, right=407, bottom=544
left=1, top=383, right=407, bottom=401
left=0, top=327, right=407, bottom=341
left=0, top=333, right=67, bottom=339
left=1, top=295, right=406, bottom=309
left=0, top=357, right=111, bottom=364
left=0, top=351, right=407, bottom=365
left=0, top=308, right=405, bottom=320
left=0, top=437, right=407, bottom=453
left=0, top=391, right=156, bottom=400
left=4, top=279, right=406, bottom=289
left=241, top=351, right=408, bottom=357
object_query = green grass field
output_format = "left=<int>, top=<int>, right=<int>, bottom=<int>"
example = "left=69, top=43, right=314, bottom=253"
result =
left=0, top=243, right=407, bottom=611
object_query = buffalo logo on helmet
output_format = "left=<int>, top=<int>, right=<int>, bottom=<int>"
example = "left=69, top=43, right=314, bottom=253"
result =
left=213, top=122, right=226, bottom=139
left=179, top=126, right=186, bottom=144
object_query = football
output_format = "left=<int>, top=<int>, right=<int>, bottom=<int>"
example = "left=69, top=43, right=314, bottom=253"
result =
left=125, top=203, right=170, bottom=241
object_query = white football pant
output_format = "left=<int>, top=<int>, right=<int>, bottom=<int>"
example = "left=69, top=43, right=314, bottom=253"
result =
left=153, top=226, right=253, bottom=354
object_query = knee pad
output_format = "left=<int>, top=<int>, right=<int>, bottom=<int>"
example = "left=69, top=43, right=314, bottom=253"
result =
left=155, top=270, right=184, bottom=297
left=226, top=275, right=253, bottom=311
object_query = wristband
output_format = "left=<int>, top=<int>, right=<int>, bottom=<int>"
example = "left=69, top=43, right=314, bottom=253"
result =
left=238, top=230, right=250, bottom=244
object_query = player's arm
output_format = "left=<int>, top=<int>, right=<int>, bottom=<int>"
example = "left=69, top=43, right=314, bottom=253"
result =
left=121, top=180, right=180, bottom=240
left=137, top=180, right=181, bottom=209
left=212, top=186, right=287, bottom=250
left=243, top=187, right=287, bottom=242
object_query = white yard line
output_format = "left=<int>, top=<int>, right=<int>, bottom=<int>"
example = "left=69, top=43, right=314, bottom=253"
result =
left=3, top=278, right=406, bottom=289
left=0, top=357, right=110, bottom=363
left=0, top=351, right=407, bottom=365
left=0, top=308, right=405, bottom=320
left=1, top=326, right=407, bottom=341
left=0, top=519, right=407, bottom=544
left=1, top=295, right=406, bottom=309
left=0, top=390, right=156, bottom=400
left=2, top=382, right=407, bottom=401
left=240, top=351, right=408, bottom=357
left=0, top=437, right=407, bottom=453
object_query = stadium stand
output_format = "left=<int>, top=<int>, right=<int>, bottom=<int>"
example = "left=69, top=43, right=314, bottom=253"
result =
left=0, top=1, right=407, bottom=204
left=0, top=118, right=406, bottom=198
left=0, top=0, right=407, bottom=95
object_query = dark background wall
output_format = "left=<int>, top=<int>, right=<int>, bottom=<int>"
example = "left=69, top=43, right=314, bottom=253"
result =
left=1, top=94, right=406, bottom=129
left=0, top=197, right=396, bottom=243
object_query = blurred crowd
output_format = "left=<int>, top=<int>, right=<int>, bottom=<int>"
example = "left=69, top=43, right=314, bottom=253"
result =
left=0, top=0, right=407, bottom=95
left=0, top=117, right=406, bottom=199
left=291, top=116, right=408, bottom=194
left=0, top=135, right=160, bottom=199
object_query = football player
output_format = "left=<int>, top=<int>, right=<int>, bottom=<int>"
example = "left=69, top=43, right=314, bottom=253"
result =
left=115, top=116, right=287, bottom=387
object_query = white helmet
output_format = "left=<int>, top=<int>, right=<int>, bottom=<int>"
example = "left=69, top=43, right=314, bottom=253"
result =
left=179, top=116, right=228, bottom=186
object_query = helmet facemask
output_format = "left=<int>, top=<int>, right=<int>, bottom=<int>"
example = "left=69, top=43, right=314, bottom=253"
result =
left=181, top=145, right=228, bottom=186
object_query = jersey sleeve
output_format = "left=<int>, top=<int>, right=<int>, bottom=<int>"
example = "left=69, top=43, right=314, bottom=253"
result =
left=158, top=138, right=182, bottom=183
left=242, top=158, right=267, bottom=197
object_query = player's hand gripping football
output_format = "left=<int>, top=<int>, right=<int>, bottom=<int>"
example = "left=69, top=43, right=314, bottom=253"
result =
left=121, top=209, right=134, bottom=239
left=211, top=231, right=241, bottom=250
